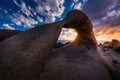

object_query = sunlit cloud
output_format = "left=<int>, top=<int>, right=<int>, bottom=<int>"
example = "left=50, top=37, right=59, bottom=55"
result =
left=3, top=24, right=15, bottom=30
left=35, top=0, right=65, bottom=23
left=94, top=26, right=120, bottom=42
left=59, top=26, right=120, bottom=43
left=11, top=13, right=38, bottom=29
left=59, top=28, right=77, bottom=43
left=71, top=0, right=87, bottom=10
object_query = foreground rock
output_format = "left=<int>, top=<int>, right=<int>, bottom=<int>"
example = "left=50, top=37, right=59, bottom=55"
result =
left=0, top=21, right=64, bottom=80
left=42, top=10, right=111, bottom=80
left=98, top=40, right=120, bottom=80
left=0, top=29, right=21, bottom=42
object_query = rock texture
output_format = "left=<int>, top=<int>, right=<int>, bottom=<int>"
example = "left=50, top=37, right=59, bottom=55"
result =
left=42, top=10, right=111, bottom=80
left=98, top=40, right=120, bottom=80
left=0, top=21, right=65, bottom=80
left=0, top=29, right=21, bottom=42
left=1, top=10, right=119, bottom=80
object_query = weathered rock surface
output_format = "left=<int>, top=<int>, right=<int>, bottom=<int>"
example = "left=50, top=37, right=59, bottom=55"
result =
left=98, top=40, right=120, bottom=80
left=42, top=10, right=111, bottom=80
left=0, top=21, right=64, bottom=80
left=1, top=10, right=119, bottom=80
left=0, top=29, right=21, bottom=42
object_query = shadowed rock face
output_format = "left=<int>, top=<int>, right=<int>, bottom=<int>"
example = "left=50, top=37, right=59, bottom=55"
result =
left=100, top=50, right=120, bottom=80
left=0, top=29, right=21, bottom=42
left=63, top=10, right=97, bottom=51
left=63, top=10, right=92, bottom=32
left=42, top=10, right=112, bottom=80
left=99, top=40, right=120, bottom=80
left=0, top=29, right=65, bottom=49
left=0, top=21, right=65, bottom=80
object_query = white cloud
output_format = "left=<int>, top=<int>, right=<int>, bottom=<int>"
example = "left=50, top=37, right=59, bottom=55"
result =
left=15, top=20, right=22, bottom=26
left=58, top=28, right=77, bottom=43
left=108, top=0, right=117, bottom=10
left=101, top=10, right=120, bottom=21
left=71, top=0, right=85, bottom=10
left=35, top=0, right=65, bottom=23
left=13, top=0, right=20, bottom=7
left=11, top=0, right=65, bottom=28
left=3, top=24, right=15, bottom=30
left=74, top=3, right=82, bottom=10
left=12, top=1, right=44, bottom=28
left=37, top=16, right=43, bottom=22
left=20, top=2, right=32, bottom=17
left=11, top=13, right=38, bottom=29
left=107, top=10, right=120, bottom=17
left=13, top=0, right=33, bottom=17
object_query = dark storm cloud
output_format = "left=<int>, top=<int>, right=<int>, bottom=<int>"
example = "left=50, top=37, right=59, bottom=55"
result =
left=83, top=0, right=120, bottom=27
left=83, top=0, right=117, bottom=20
left=102, top=10, right=120, bottom=27
left=82, top=0, right=120, bottom=28
left=81, top=0, right=120, bottom=42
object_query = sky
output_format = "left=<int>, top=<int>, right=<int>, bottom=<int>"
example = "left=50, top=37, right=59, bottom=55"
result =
left=0, top=0, right=120, bottom=43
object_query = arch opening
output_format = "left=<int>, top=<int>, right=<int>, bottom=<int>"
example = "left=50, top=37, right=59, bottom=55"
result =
left=58, top=28, right=78, bottom=44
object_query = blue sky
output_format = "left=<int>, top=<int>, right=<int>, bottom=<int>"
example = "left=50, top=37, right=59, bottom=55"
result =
left=0, top=0, right=120, bottom=42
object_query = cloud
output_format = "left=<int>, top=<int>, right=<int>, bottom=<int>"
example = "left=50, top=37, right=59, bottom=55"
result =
left=13, top=1, right=34, bottom=17
left=13, top=0, right=20, bottom=7
left=11, top=13, right=38, bottom=29
left=84, top=0, right=120, bottom=42
left=101, top=9, right=120, bottom=27
left=81, top=0, right=120, bottom=31
left=72, top=2, right=82, bottom=10
left=35, top=0, right=65, bottom=23
left=20, top=2, right=32, bottom=17
left=94, top=26, right=120, bottom=42
left=11, top=0, right=65, bottom=28
left=10, top=1, right=45, bottom=28
left=4, top=10, right=8, bottom=13
left=58, top=28, right=77, bottom=43
left=71, top=0, right=87, bottom=10
left=3, top=24, right=15, bottom=30
left=83, top=0, right=117, bottom=20
left=37, top=16, right=43, bottom=22
left=94, top=26, right=119, bottom=36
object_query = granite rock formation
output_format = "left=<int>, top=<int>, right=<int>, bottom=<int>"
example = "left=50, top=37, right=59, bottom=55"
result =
left=0, top=21, right=65, bottom=80
left=42, top=10, right=111, bottom=80
left=0, top=29, right=21, bottom=42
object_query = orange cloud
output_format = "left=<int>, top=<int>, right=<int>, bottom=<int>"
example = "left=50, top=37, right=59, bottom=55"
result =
left=59, top=26, right=120, bottom=43
left=94, top=26, right=120, bottom=43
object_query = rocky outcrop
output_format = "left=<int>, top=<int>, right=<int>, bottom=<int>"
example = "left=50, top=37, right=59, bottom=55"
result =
left=99, top=39, right=120, bottom=54
left=0, top=10, right=119, bottom=80
left=0, top=21, right=65, bottom=80
left=98, top=39, right=120, bottom=80
left=42, top=10, right=111, bottom=80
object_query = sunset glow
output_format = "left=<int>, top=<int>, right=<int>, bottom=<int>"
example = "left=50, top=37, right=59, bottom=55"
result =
left=59, top=27, right=120, bottom=43
left=59, top=28, right=77, bottom=42
left=94, top=27, right=120, bottom=43
left=95, top=33, right=120, bottom=43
